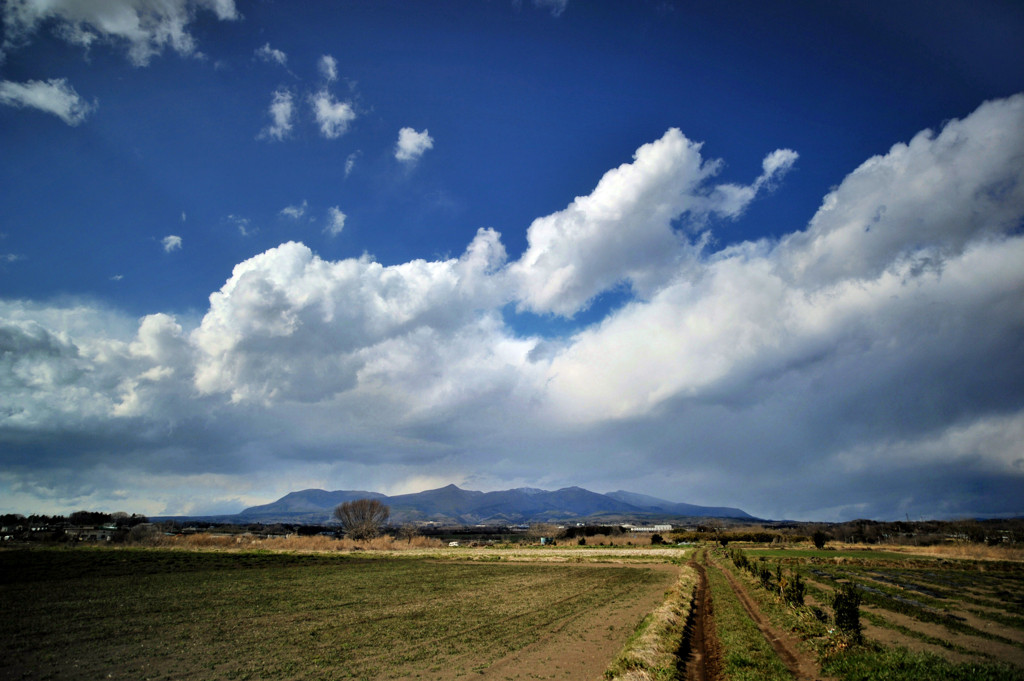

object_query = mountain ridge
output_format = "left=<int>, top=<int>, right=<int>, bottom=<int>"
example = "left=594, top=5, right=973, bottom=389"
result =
left=232, top=484, right=755, bottom=525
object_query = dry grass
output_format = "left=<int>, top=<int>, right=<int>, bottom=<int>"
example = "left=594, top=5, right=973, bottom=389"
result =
left=132, top=532, right=443, bottom=552
left=880, top=542, right=1024, bottom=562
left=604, top=564, right=698, bottom=680
left=584, top=534, right=657, bottom=547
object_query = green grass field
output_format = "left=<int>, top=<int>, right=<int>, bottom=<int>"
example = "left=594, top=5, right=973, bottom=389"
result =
left=0, top=548, right=672, bottom=681
left=740, top=547, right=918, bottom=561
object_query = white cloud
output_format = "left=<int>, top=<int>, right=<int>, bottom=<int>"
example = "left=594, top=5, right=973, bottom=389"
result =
left=395, top=127, right=434, bottom=162
left=324, top=206, right=346, bottom=236
left=190, top=231, right=508, bottom=403
left=0, top=78, right=94, bottom=125
left=259, top=89, right=293, bottom=141
left=227, top=214, right=252, bottom=236
left=255, top=42, right=287, bottom=66
left=778, top=94, right=1024, bottom=286
left=162, top=235, right=182, bottom=252
left=345, top=151, right=360, bottom=177
left=1, top=0, right=239, bottom=67
left=280, top=200, right=308, bottom=220
left=509, top=127, right=796, bottom=316
left=318, top=54, right=338, bottom=82
left=3, top=94, right=1023, bottom=521
left=310, top=90, right=356, bottom=139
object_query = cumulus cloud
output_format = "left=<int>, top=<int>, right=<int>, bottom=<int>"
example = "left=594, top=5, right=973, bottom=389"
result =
left=0, top=78, right=95, bottom=125
left=2, top=94, right=1023, bottom=520
left=310, top=90, right=356, bottom=139
left=395, top=127, right=433, bottom=162
left=318, top=54, right=338, bottom=82
left=777, top=95, right=1024, bottom=286
left=259, top=89, right=293, bottom=141
left=509, top=128, right=797, bottom=316
left=255, top=42, right=287, bottom=66
left=162, top=235, right=182, bottom=252
left=1, top=0, right=239, bottom=66
left=324, top=206, right=346, bottom=236
left=190, top=229, right=508, bottom=403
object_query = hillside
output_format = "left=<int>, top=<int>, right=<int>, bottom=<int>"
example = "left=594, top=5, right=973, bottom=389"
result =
left=232, top=484, right=755, bottom=525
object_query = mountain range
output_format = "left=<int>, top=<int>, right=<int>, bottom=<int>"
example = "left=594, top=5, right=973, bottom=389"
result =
left=231, top=484, right=755, bottom=525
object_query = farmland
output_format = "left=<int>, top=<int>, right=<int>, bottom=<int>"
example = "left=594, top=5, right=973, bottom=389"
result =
left=3, top=541, right=1024, bottom=680
left=705, top=544, right=1024, bottom=680
left=0, top=547, right=677, bottom=680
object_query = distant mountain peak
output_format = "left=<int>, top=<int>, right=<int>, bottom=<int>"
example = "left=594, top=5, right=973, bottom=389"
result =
left=233, top=484, right=755, bottom=524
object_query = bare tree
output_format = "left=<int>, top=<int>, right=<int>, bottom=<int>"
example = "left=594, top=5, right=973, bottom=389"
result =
left=333, top=499, right=390, bottom=540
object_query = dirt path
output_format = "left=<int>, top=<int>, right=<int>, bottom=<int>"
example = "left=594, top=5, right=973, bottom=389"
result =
left=709, top=557, right=828, bottom=681
left=680, top=559, right=722, bottom=681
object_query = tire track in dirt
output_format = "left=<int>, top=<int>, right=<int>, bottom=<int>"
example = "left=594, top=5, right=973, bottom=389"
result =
left=680, top=559, right=722, bottom=681
left=709, top=557, right=828, bottom=681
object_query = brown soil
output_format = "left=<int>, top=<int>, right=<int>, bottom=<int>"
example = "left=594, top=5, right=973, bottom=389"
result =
left=710, top=559, right=830, bottom=680
left=430, top=562, right=680, bottom=681
left=803, top=575, right=1024, bottom=668
left=680, top=559, right=723, bottom=681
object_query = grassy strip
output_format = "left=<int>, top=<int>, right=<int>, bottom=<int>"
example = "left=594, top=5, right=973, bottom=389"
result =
left=703, top=557, right=792, bottom=681
left=712, top=549, right=838, bottom=657
left=604, top=562, right=698, bottom=681
left=742, top=548, right=916, bottom=562
left=821, top=646, right=1024, bottom=681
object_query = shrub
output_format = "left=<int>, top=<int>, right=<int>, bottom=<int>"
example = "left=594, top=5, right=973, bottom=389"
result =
left=758, top=564, right=772, bottom=589
left=782, top=572, right=805, bottom=606
left=831, top=583, right=862, bottom=643
left=812, top=530, right=829, bottom=550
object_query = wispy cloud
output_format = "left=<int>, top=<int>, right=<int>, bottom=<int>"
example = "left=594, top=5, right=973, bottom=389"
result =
left=255, top=42, right=287, bottom=66
left=345, top=151, right=360, bottom=177
left=319, top=54, right=338, bottom=82
left=0, top=78, right=94, bottom=125
left=227, top=215, right=253, bottom=236
left=533, top=0, right=568, bottom=17
left=1, top=0, right=240, bottom=67
left=280, top=201, right=308, bottom=220
left=162, top=235, right=182, bottom=252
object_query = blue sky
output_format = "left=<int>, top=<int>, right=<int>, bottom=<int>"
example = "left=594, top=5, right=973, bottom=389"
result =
left=2, top=0, right=1023, bottom=521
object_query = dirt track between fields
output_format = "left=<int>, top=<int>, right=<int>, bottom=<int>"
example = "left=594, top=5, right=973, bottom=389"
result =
left=680, top=559, right=722, bottom=681
left=709, top=556, right=828, bottom=680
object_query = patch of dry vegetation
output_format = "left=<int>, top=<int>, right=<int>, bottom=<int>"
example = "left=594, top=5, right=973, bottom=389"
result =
left=604, top=563, right=698, bottom=680
left=584, top=533, right=659, bottom=546
left=131, top=532, right=442, bottom=551
left=880, top=543, right=1024, bottom=562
